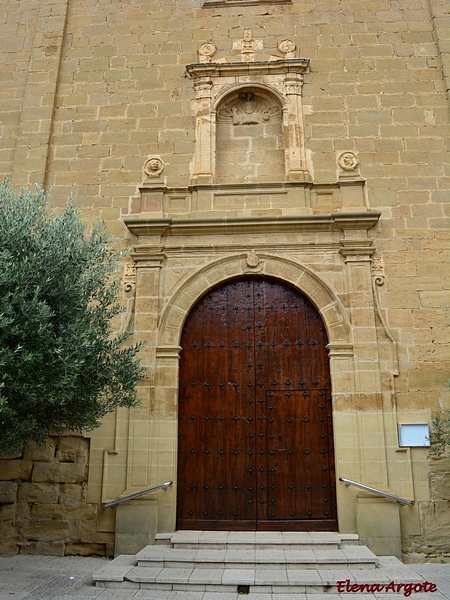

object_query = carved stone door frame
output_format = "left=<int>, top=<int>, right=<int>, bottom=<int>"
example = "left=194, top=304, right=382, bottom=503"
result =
left=108, top=210, right=406, bottom=557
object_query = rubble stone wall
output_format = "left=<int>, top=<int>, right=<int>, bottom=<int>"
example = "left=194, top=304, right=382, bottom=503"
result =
left=405, top=456, right=450, bottom=563
left=0, top=436, right=113, bottom=557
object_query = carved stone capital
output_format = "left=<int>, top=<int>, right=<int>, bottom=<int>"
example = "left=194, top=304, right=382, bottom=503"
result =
left=193, top=76, right=213, bottom=98
left=339, top=240, right=376, bottom=262
left=284, top=73, right=303, bottom=95
left=130, top=249, right=166, bottom=269
left=156, top=346, right=182, bottom=360
left=327, top=343, right=354, bottom=357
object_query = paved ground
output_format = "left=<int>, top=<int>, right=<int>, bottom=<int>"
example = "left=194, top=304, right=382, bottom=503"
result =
left=0, top=555, right=449, bottom=600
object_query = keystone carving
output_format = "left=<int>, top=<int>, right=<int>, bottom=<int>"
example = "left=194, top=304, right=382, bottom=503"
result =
left=242, top=250, right=264, bottom=273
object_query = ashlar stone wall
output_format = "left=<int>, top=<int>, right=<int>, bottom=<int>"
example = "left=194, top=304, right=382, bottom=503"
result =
left=0, top=0, right=449, bottom=558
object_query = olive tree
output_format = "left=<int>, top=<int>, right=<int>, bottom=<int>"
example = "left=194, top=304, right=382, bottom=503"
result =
left=0, top=180, right=145, bottom=453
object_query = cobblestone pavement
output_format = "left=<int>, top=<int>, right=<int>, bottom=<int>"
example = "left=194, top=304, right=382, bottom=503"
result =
left=0, top=555, right=449, bottom=600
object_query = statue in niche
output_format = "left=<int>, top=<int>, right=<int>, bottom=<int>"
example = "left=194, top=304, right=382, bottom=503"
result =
left=217, top=92, right=281, bottom=125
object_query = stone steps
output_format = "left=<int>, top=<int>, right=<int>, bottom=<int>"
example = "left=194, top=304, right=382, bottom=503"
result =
left=157, top=530, right=358, bottom=551
left=135, top=541, right=376, bottom=571
left=92, top=531, right=424, bottom=595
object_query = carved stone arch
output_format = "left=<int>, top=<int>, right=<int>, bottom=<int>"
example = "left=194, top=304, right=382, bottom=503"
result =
left=213, top=82, right=286, bottom=112
left=158, top=254, right=351, bottom=349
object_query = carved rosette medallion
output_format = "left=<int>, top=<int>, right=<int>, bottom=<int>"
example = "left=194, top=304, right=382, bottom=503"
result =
left=338, top=151, right=359, bottom=171
left=198, top=41, right=216, bottom=63
left=217, top=92, right=281, bottom=125
left=144, top=157, right=165, bottom=177
left=278, top=38, right=296, bottom=58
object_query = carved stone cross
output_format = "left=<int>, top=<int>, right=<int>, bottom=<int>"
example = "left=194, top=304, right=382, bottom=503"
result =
left=232, top=29, right=263, bottom=62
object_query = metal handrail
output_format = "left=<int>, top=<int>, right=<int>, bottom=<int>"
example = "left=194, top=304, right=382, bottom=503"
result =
left=339, top=477, right=414, bottom=507
left=102, top=481, right=173, bottom=509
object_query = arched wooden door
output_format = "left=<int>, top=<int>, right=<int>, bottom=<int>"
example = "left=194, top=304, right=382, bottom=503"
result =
left=177, top=277, right=337, bottom=531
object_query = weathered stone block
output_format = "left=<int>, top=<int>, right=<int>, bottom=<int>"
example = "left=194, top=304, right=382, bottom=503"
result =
left=0, top=542, right=19, bottom=557
left=32, top=461, right=87, bottom=484
left=0, top=459, right=33, bottom=481
left=0, top=504, right=15, bottom=521
left=429, top=457, right=450, bottom=500
left=23, top=440, right=56, bottom=462
left=0, top=482, right=18, bottom=504
left=80, top=520, right=114, bottom=544
left=22, top=518, right=70, bottom=542
left=30, top=503, right=97, bottom=521
left=56, top=437, right=89, bottom=464
left=20, top=541, right=65, bottom=556
left=420, top=500, right=450, bottom=545
left=59, top=484, right=85, bottom=505
left=17, top=482, right=59, bottom=505
left=65, top=542, right=107, bottom=556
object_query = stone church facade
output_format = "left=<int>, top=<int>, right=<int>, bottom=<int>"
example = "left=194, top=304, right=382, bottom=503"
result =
left=0, top=0, right=449, bottom=561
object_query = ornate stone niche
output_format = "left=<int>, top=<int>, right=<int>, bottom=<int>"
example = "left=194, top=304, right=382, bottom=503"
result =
left=128, top=37, right=367, bottom=219
left=216, top=89, right=284, bottom=184
left=186, top=57, right=310, bottom=185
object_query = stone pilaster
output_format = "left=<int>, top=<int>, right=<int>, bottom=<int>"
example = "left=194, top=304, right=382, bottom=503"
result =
left=125, top=251, right=165, bottom=491
left=191, top=76, right=214, bottom=183
left=283, top=72, right=309, bottom=180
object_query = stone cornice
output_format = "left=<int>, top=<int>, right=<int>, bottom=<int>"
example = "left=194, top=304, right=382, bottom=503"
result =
left=203, top=0, right=291, bottom=6
left=186, top=58, right=310, bottom=79
left=137, top=179, right=366, bottom=194
left=124, top=212, right=381, bottom=238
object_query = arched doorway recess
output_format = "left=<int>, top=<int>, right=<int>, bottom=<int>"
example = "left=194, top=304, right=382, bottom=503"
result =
left=177, top=276, right=337, bottom=531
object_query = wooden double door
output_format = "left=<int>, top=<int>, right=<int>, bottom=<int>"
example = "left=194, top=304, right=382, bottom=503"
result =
left=177, top=277, right=337, bottom=531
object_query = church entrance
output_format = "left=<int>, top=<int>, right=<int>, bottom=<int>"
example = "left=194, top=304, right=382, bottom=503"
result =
left=176, top=277, right=337, bottom=531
